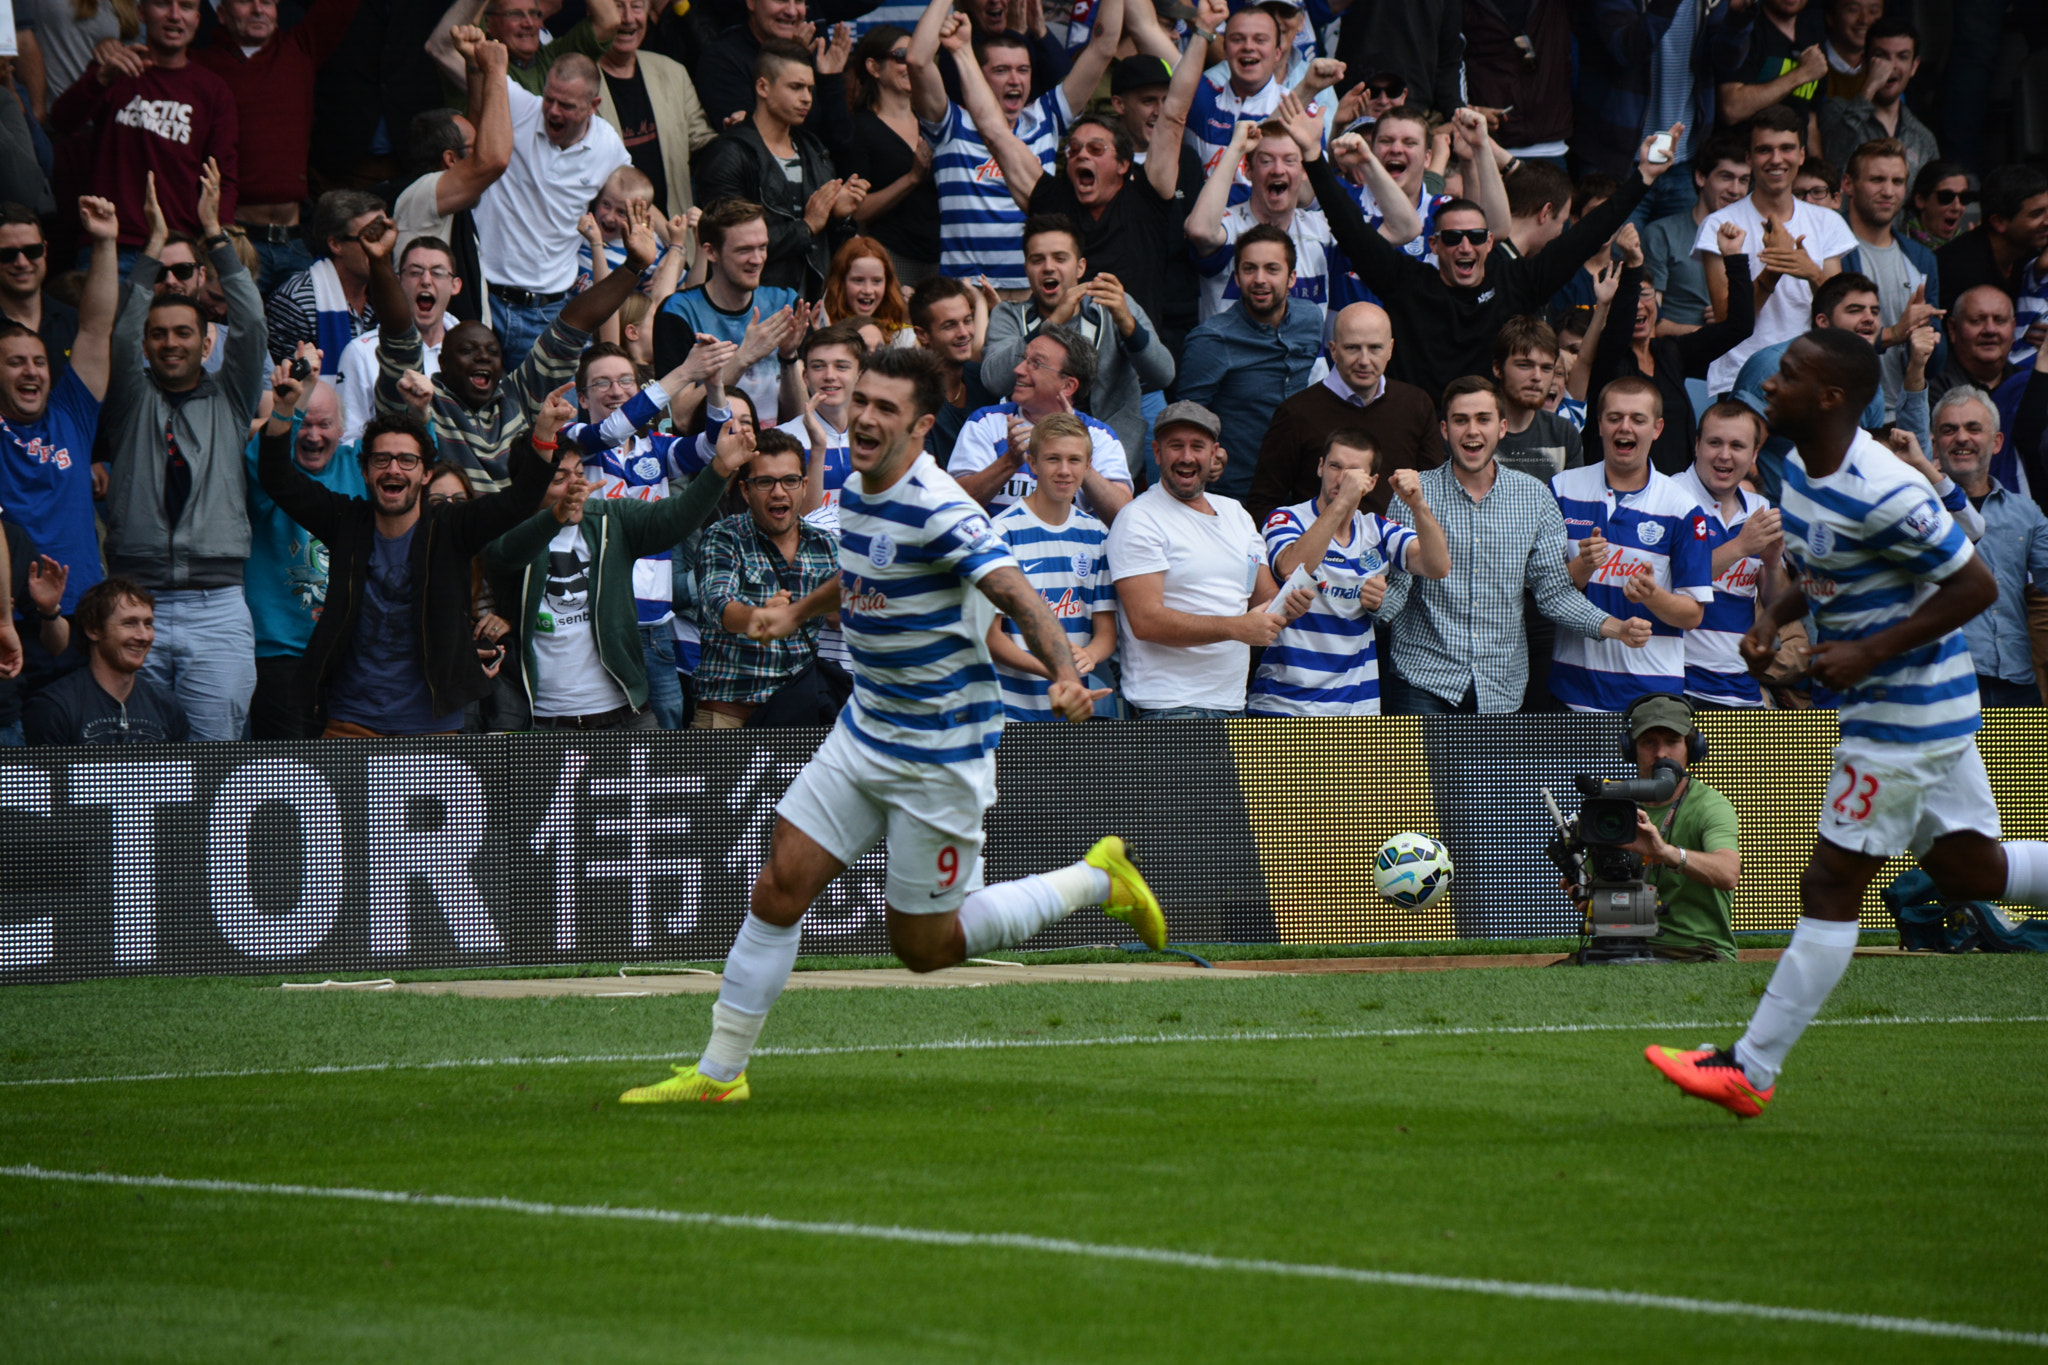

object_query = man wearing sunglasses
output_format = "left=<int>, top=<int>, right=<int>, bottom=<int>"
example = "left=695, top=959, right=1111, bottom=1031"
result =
left=0, top=209, right=78, bottom=386
left=1936, top=164, right=2048, bottom=307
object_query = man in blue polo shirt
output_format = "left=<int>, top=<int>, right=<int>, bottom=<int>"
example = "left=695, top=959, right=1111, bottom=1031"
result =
left=1551, top=375, right=1714, bottom=712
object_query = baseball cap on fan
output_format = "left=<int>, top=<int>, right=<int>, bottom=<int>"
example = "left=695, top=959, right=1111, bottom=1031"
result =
left=1111, top=56, right=1173, bottom=96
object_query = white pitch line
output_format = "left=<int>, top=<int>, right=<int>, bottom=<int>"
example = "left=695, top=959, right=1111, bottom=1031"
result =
left=2, top=1014, right=2043, bottom=1090
left=1, top=1164, right=2041, bottom=1349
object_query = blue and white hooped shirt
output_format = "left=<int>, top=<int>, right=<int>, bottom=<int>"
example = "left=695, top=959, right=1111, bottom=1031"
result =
left=1671, top=466, right=1769, bottom=708
left=989, top=500, right=1113, bottom=721
left=1248, top=497, right=1416, bottom=715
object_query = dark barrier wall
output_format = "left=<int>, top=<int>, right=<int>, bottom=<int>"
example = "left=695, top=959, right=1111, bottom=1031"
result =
left=2, top=711, right=2042, bottom=984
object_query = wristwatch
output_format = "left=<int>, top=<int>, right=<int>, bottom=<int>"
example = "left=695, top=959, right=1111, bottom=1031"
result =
left=1674, top=847, right=1690, bottom=871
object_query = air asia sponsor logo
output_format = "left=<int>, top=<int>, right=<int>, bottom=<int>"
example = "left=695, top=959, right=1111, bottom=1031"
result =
left=1716, top=557, right=1761, bottom=594
left=1593, top=554, right=1654, bottom=588
left=846, top=575, right=888, bottom=614
left=972, top=158, right=1007, bottom=185
left=1800, top=571, right=1840, bottom=601
left=114, top=96, right=195, bottom=145
left=1044, top=587, right=1088, bottom=618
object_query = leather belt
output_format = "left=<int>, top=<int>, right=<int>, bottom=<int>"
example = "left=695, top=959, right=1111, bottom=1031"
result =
left=489, top=283, right=570, bottom=306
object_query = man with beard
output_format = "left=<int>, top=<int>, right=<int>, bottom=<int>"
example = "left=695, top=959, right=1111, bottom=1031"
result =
left=1107, top=399, right=1313, bottom=719
left=1818, top=16, right=1938, bottom=188
left=365, top=208, right=655, bottom=493
left=241, top=356, right=365, bottom=739
left=978, top=215, right=1172, bottom=461
left=104, top=160, right=270, bottom=742
left=23, top=579, right=188, bottom=746
left=193, top=0, right=364, bottom=294
left=339, top=236, right=462, bottom=444
left=1176, top=225, right=1325, bottom=501
left=0, top=197, right=118, bottom=628
left=693, top=429, right=841, bottom=728
left=257, top=356, right=569, bottom=737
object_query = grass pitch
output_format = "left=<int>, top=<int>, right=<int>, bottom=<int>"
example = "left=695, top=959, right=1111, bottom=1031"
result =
left=3, top=952, right=2046, bottom=1362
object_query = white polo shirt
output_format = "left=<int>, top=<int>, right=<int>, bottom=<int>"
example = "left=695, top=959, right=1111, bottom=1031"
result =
left=473, top=78, right=632, bottom=294
left=1107, top=484, right=1266, bottom=713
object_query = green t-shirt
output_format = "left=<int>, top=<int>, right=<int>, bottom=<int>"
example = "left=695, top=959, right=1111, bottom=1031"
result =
left=1642, top=781, right=1739, bottom=961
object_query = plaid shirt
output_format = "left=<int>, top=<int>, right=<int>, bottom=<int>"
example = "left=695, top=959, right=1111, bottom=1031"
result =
left=374, top=317, right=586, bottom=493
left=696, top=511, right=840, bottom=704
left=1380, top=460, right=1611, bottom=713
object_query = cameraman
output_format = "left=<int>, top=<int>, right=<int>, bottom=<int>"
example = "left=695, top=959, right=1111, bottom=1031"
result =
left=1622, top=697, right=1743, bottom=962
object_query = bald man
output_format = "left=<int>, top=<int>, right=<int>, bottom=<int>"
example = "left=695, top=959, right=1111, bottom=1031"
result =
left=1248, top=302, right=1442, bottom=522
left=244, top=375, right=367, bottom=739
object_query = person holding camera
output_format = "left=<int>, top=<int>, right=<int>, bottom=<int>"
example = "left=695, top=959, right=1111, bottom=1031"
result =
left=1617, top=694, right=1741, bottom=962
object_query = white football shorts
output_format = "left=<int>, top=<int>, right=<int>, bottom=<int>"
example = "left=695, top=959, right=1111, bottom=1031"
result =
left=776, top=722, right=994, bottom=915
left=1817, top=735, right=2001, bottom=858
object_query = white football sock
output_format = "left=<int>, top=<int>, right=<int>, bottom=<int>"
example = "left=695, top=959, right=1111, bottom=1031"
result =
left=1733, top=916, right=1860, bottom=1091
left=698, top=914, right=802, bottom=1081
left=2002, top=841, right=2048, bottom=906
left=958, top=863, right=1111, bottom=956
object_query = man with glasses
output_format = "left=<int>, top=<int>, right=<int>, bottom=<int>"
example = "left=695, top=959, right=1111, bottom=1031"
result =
left=1292, top=94, right=1674, bottom=400
left=949, top=324, right=1132, bottom=520
left=263, top=190, right=385, bottom=405
left=1936, top=165, right=2048, bottom=306
left=258, top=366, right=569, bottom=738
left=693, top=429, right=841, bottom=727
left=338, top=237, right=462, bottom=444
left=0, top=205, right=79, bottom=383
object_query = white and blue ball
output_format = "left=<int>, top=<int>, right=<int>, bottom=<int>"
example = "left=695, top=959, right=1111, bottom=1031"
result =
left=1374, top=832, right=1454, bottom=911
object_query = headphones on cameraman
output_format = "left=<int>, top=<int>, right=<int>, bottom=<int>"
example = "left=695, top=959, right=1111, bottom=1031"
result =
left=1617, top=693, right=1707, bottom=765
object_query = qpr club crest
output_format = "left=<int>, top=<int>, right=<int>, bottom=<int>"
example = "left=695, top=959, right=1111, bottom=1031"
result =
left=869, top=532, right=897, bottom=569
left=1073, top=553, right=1093, bottom=580
left=632, top=455, right=663, bottom=482
left=1809, top=522, right=1835, bottom=559
left=1637, top=520, right=1663, bottom=546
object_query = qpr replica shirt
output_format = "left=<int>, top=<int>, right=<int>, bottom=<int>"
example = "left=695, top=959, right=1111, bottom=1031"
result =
left=1672, top=465, right=1771, bottom=707
left=988, top=500, right=1112, bottom=721
left=1248, top=497, right=1416, bottom=715
left=1549, top=465, right=1714, bottom=711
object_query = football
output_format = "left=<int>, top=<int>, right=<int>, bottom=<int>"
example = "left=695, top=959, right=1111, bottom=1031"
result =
left=1374, top=832, right=1454, bottom=911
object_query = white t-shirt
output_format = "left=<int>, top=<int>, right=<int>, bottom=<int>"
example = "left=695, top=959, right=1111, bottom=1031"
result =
left=1693, top=197, right=1858, bottom=394
left=531, top=524, right=629, bottom=717
left=1106, top=485, right=1266, bottom=713
left=337, top=331, right=442, bottom=444
left=474, top=80, right=633, bottom=294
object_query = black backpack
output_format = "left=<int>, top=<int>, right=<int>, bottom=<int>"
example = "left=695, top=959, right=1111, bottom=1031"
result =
left=1883, top=869, right=2048, bottom=954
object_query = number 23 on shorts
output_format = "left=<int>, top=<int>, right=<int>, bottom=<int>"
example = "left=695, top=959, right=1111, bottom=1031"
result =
left=1830, top=762, right=1881, bottom=822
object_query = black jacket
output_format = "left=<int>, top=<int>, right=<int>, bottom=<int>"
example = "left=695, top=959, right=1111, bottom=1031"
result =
left=1589, top=257, right=1756, bottom=476
left=694, top=118, right=844, bottom=299
left=257, top=426, right=563, bottom=723
left=1311, top=153, right=1648, bottom=398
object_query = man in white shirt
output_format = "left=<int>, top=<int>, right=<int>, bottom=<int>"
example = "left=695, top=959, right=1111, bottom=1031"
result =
left=1107, top=400, right=1311, bottom=717
left=1694, top=102, right=1855, bottom=395
left=948, top=325, right=1133, bottom=520
left=471, top=52, right=632, bottom=362
left=338, top=236, right=462, bottom=443
left=401, top=26, right=514, bottom=329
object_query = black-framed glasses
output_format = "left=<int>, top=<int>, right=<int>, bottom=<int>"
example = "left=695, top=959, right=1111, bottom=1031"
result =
left=746, top=474, right=806, bottom=492
left=365, top=451, right=424, bottom=471
left=1436, top=228, right=1489, bottom=246
left=162, top=261, right=200, bottom=281
left=0, top=243, right=47, bottom=264
left=1928, top=188, right=1978, bottom=206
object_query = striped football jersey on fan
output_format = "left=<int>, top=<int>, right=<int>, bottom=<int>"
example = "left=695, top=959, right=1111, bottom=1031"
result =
left=946, top=403, right=1130, bottom=515
left=1248, top=498, right=1415, bottom=715
left=1549, top=465, right=1715, bottom=711
left=924, top=93, right=1070, bottom=289
left=1672, top=466, right=1768, bottom=707
left=989, top=500, right=1112, bottom=721
left=1780, top=432, right=1980, bottom=745
left=834, top=454, right=1021, bottom=763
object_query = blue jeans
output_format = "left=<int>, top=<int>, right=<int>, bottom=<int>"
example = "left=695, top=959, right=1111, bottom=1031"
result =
left=0, top=718, right=22, bottom=746
left=1978, top=675, right=2043, bottom=708
left=640, top=623, right=684, bottom=729
left=137, top=586, right=257, bottom=741
left=1132, top=705, right=1241, bottom=720
left=490, top=294, right=566, bottom=365
left=248, top=236, right=313, bottom=298
left=1385, top=674, right=1478, bottom=714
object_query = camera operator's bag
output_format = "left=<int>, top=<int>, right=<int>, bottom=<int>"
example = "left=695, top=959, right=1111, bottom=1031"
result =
left=1883, top=870, right=2048, bottom=954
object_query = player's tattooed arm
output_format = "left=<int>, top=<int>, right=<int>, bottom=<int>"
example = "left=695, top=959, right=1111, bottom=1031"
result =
left=978, top=566, right=1081, bottom=687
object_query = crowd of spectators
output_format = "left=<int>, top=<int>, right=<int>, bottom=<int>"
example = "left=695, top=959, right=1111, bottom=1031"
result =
left=1, top=0, right=2046, bottom=745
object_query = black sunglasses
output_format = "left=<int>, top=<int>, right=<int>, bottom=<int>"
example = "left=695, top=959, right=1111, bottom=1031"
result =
left=0, top=243, right=47, bottom=264
left=1366, top=80, right=1405, bottom=97
left=1928, top=188, right=1979, bottom=206
left=1436, top=228, right=1489, bottom=246
left=162, top=261, right=200, bottom=281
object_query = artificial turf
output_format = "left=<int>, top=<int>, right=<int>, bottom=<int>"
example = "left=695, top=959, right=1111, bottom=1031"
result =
left=2, top=953, right=2044, bottom=1362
